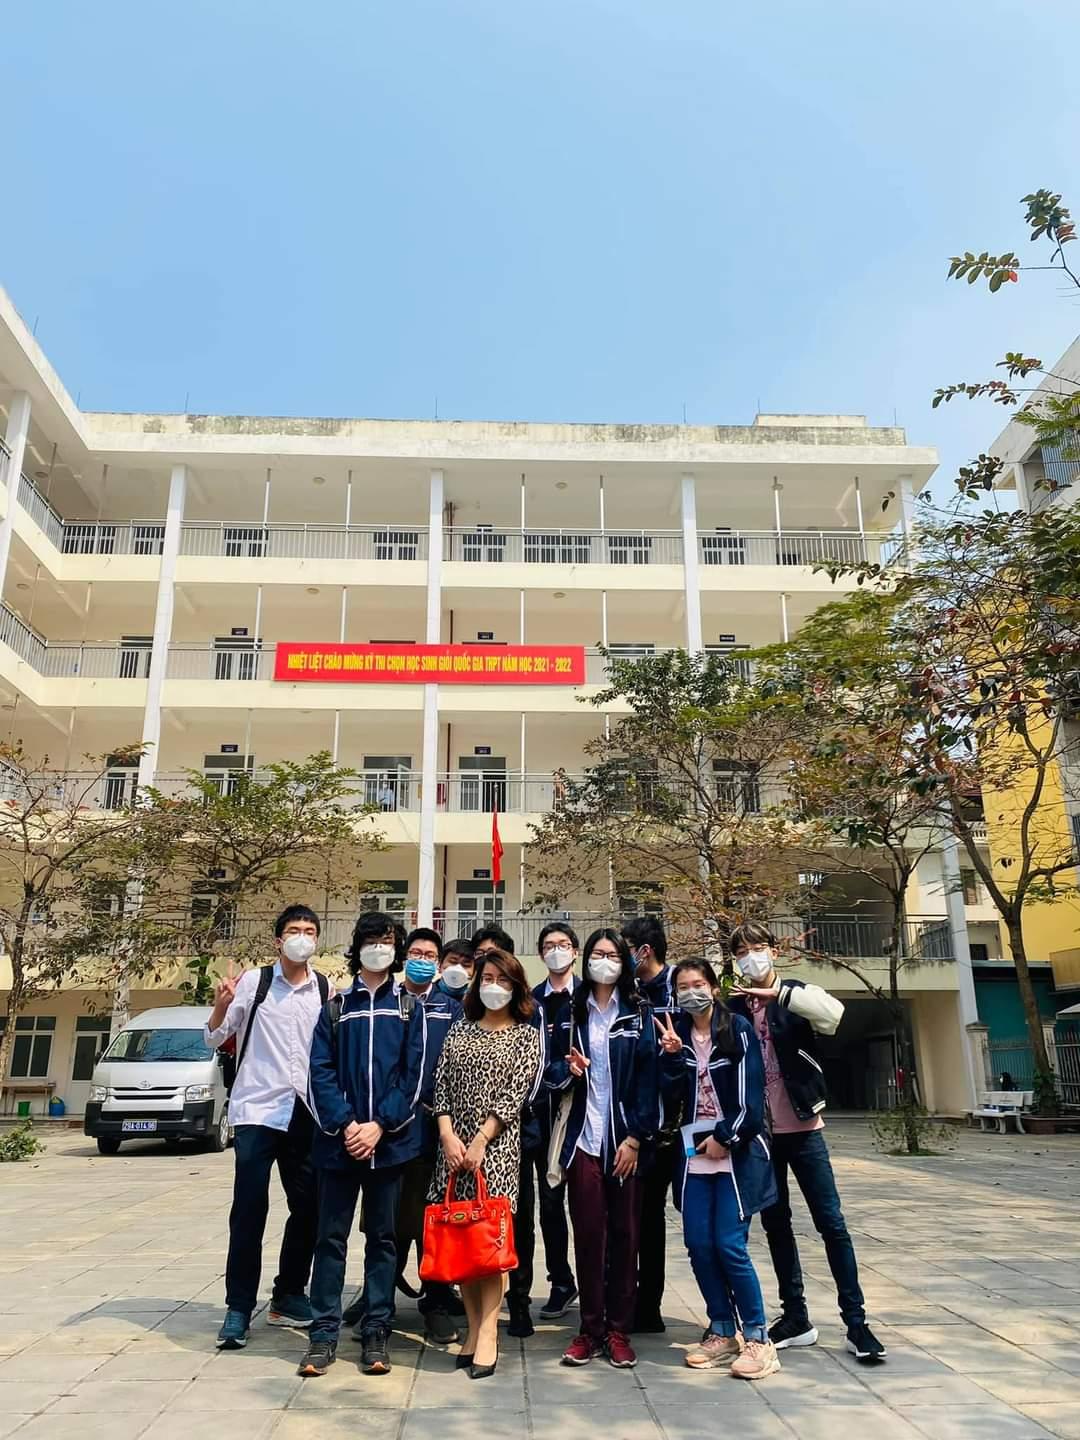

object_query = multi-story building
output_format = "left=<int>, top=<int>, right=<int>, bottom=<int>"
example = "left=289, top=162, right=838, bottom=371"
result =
left=0, top=284, right=995, bottom=1117
left=991, top=336, right=1080, bottom=1016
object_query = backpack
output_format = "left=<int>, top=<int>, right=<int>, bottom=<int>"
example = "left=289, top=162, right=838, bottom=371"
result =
left=223, top=964, right=330, bottom=1093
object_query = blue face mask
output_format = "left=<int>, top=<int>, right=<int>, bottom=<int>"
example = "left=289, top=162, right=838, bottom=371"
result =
left=405, top=957, right=438, bottom=986
left=629, top=949, right=641, bottom=973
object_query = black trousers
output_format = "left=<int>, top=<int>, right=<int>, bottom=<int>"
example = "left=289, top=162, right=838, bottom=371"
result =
left=225, top=1097, right=317, bottom=1318
left=507, top=1148, right=536, bottom=1310
left=635, top=1140, right=676, bottom=1322
left=310, top=1163, right=403, bottom=1342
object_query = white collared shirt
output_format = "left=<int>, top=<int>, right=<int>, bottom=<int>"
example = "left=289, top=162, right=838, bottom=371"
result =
left=205, top=962, right=325, bottom=1131
left=578, top=990, right=618, bottom=1157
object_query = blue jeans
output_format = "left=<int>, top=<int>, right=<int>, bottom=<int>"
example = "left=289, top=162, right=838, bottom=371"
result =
left=682, top=1172, right=767, bottom=1343
left=310, top=1164, right=402, bottom=1342
left=760, top=1129, right=865, bottom=1327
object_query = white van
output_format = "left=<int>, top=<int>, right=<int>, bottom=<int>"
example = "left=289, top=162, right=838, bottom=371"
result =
left=83, top=1006, right=231, bottom=1155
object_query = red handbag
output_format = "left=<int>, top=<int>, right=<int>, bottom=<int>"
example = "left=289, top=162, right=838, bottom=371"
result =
left=419, top=1169, right=518, bottom=1285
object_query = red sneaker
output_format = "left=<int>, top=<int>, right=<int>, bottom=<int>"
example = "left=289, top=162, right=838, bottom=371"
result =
left=562, top=1333, right=602, bottom=1366
left=606, top=1331, right=637, bottom=1368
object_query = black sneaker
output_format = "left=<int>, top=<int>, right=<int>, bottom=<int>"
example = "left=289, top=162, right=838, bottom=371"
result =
left=423, top=1307, right=459, bottom=1346
left=769, top=1313, right=819, bottom=1350
left=846, top=1322, right=887, bottom=1363
left=539, top=1283, right=579, bottom=1320
left=507, top=1305, right=535, bottom=1339
left=268, top=1293, right=313, bottom=1328
left=361, top=1327, right=392, bottom=1375
left=298, top=1339, right=337, bottom=1376
left=215, top=1309, right=250, bottom=1349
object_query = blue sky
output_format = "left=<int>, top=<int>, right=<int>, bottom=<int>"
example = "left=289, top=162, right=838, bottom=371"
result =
left=3, top=0, right=1079, bottom=499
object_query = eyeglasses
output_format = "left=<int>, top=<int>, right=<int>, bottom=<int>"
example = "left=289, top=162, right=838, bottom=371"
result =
left=590, top=948, right=621, bottom=960
left=407, top=950, right=439, bottom=962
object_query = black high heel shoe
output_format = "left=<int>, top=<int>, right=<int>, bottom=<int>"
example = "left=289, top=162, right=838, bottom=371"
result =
left=469, top=1349, right=498, bottom=1380
left=455, top=1352, right=475, bottom=1370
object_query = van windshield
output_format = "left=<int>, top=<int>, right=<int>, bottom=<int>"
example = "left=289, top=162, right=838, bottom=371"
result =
left=102, top=1028, right=213, bottom=1063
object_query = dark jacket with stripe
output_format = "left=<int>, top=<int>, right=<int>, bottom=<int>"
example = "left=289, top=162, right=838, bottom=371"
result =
left=660, top=1007, right=777, bottom=1220
left=414, top=984, right=462, bottom=1158
left=545, top=991, right=660, bottom=1176
left=307, top=975, right=427, bottom=1170
left=727, top=978, right=843, bottom=1123
left=529, top=976, right=578, bottom=1142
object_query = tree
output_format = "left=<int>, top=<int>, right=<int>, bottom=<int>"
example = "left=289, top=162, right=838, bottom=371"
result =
left=755, top=618, right=958, bottom=1150
left=780, top=508, right=1080, bottom=1113
left=528, top=650, right=824, bottom=957
left=0, top=744, right=161, bottom=1086
left=103, top=753, right=385, bottom=1027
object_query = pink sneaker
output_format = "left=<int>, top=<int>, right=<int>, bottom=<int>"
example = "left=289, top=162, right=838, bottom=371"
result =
left=685, top=1331, right=742, bottom=1368
left=730, top=1338, right=781, bottom=1380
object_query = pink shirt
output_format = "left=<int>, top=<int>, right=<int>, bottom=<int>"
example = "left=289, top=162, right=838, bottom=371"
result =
left=748, top=998, right=824, bottom=1135
left=688, top=1028, right=732, bottom=1174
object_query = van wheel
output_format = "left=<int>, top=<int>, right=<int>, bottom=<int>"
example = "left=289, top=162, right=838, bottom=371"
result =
left=96, top=1137, right=122, bottom=1156
left=206, top=1106, right=231, bottom=1153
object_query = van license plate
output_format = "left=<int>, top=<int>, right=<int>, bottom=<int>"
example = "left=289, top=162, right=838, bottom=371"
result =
left=121, top=1120, right=157, bottom=1133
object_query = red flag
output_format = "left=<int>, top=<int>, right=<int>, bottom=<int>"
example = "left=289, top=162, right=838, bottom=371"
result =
left=491, top=809, right=504, bottom=885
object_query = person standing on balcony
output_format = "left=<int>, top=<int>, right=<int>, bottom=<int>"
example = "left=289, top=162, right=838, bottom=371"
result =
left=549, top=929, right=660, bottom=1370
left=204, top=904, right=330, bottom=1351
left=468, top=924, right=543, bottom=1339
left=621, top=913, right=677, bottom=1334
left=299, top=911, right=426, bottom=1380
left=657, top=958, right=780, bottom=1380
left=727, top=923, right=886, bottom=1364
left=531, top=922, right=580, bottom=1323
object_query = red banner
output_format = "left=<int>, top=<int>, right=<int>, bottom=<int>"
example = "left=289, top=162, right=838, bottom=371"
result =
left=273, top=642, right=587, bottom=685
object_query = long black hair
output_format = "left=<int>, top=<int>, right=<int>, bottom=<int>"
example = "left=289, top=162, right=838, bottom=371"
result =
left=572, top=928, right=637, bottom=1029
left=671, top=956, right=740, bottom=1057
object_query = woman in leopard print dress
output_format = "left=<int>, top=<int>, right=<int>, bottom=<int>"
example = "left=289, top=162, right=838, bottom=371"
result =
left=430, top=947, right=542, bottom=1375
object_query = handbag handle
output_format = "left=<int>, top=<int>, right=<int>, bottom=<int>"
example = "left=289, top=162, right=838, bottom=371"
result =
left=442, top=1166, right=490, bottom=1207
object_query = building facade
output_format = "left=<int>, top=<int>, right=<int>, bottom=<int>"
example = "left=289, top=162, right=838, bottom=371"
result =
left=0, top=285, right=993, bottom=1117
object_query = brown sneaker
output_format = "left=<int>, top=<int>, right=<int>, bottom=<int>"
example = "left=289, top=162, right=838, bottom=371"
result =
left=730, top=1338, right=780, bottom=1380
left=685, top=1330, right=742, bottom=1369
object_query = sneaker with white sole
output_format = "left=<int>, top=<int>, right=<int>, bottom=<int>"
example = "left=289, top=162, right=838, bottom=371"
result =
left=685, top=1330, right=742, bottom=1369
left=730, top=1338, right=781, bottom=1381
left=846, top=1322, right=887, bottom=1362
left=768, top=1312, right=818, bottom=1349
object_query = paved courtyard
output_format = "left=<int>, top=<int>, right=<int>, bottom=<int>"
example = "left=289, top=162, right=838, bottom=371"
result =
left=1, top=1121, right=1079, bottom=1440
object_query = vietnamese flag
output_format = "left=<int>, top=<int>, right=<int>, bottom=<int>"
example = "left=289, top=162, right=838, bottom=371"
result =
left=491, top=809, right=504, bottom=885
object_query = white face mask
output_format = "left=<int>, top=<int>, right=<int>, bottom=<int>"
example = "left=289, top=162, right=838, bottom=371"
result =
left=737, top=949, right=774, bottom=983
left=361, top=943, right=395, bottom=973
left=281, top=933, right=316, bottom=964
left=441, top=963, right=470, bottom=991
left=588, top=956, right=622, bottom=986
left=543, top=945, right=574, bottom=973
left=480, top=982, right=513, bottom=1011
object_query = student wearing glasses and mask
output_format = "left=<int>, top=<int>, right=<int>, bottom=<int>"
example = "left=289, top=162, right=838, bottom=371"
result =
left=656, top=958, right=779, bottom=1380
left=547, top=929, right=660, bottom=1371
left=727, top=923, right=885, bottom=1365
left=300, top=911, right=426, bottom=1381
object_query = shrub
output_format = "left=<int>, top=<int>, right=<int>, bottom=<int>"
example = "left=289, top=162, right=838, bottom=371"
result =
left=869, top=1104, right=956, bottom=1156
left=0, top=1119, right=45, bottom=1162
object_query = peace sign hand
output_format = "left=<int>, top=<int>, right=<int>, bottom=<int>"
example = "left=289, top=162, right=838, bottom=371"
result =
left=654, top=1012, right=682, bottom=1054
left=568, top=1046, right=590, bottom=1078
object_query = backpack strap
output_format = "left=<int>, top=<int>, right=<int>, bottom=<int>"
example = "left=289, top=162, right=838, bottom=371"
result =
left=234, top=964, right=275, bottom=1079
left=327, top=993, right=343, bottom=1055
left=316, top=970, right=330, bottom=1004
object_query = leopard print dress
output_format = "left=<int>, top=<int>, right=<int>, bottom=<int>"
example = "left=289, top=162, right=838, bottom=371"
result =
left=429, top=1017, right=542, bottom=1211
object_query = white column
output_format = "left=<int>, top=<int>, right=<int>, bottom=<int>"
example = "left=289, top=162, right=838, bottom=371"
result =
left=137, top=465, right=187, bottom=791
left=1012, top=460, right=1031, bottom=512
left=680, top=472, right=703, bottom=654
left=772, top=476, right=783, bottom=539
left=779, top=592, right=789, bottom=642
left=898, top=473, right=916, bottom=541
left=941, top=832, right=981, bottom=1108
left=854, top=475, right=865, bottom=536
left=418, top=469, right=444, bottom=925
left=0, top=393, right=31, bottom=595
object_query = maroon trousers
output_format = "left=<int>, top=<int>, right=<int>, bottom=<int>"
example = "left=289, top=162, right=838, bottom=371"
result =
left=567, top=1150, right=644, bottom=1340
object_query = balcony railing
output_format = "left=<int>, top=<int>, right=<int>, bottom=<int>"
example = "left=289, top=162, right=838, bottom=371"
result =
left=445, top=527, right=685, bottom=565
left=16, top=473, right=66, bottom=550
left=698, top=529, right=895, bottom=568
left=0, top=604, right=48, bottom=670
left=178, top=522, right=429, bottom=562
left=772, top=913, right=954, bottom=962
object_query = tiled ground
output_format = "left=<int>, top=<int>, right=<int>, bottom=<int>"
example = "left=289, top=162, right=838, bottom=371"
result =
left=1, top=1121, right=1079, bottom=1439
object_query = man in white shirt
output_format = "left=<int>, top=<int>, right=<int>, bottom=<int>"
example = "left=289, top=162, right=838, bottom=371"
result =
left=204, top=904, right=330, bottom=1350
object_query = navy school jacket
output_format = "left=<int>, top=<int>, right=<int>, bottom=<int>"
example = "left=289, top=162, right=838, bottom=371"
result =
left=660, top=1007, right=777, bottom=1220
left=307, top=975, right=427, bottom=1170
left=413, top=984, right=462, bottom=1158
left=528, top=976, right=578, bottom=1141
left=545, top=991, right=660, bottom=1176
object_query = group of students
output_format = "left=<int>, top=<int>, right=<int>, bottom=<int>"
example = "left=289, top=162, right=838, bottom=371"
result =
left=204, top=906, right=887, bottom=1384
